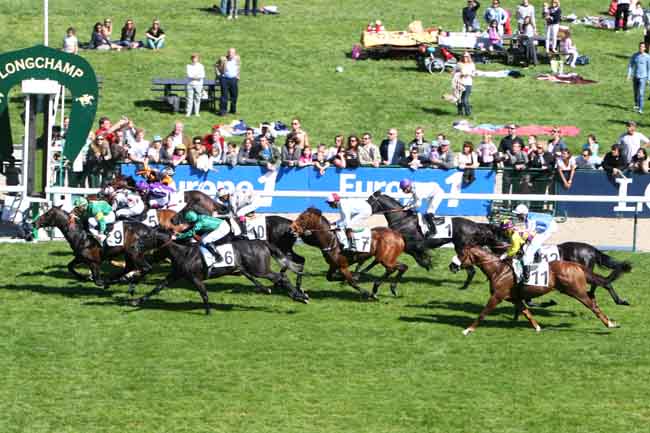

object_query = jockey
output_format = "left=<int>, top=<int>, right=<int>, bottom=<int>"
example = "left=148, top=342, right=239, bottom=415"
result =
left=175, top=210, right=230, bottom=263
left=399, top=178, right=444, bottom=238
left=111, top=187, right=145, bottom=220
left=499, top=219, right=535, bottom=280
left=513, top=204, right=557, bottom=269
left=217, top=187, right=258, bottom=236
left=326, top=192, right=372, bottom=250
left=73, top=196, right=116, bottom=243
left=137, top=180, right=175, bottom=209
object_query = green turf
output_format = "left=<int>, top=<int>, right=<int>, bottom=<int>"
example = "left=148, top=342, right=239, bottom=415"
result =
left=0, top=242, right=648, bottom=433
left=0, top=0, right=643, bottom=155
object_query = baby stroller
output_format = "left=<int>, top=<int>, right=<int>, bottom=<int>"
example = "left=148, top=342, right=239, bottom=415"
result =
left=424, top=46, right=457, bottom=74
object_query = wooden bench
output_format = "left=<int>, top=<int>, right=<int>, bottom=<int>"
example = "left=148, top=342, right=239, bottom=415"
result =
left=151, top=78, right=218, bottom=113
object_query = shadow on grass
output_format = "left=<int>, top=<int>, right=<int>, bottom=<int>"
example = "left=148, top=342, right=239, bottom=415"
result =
left=133, top=100, right=176, bottom=113
left=399, top=313, right=574, bottom=331
left=48, top=251, right=73, bottom=257
left=592, top=102, right=629, bottom=110
left=406, top=300, right=576, bottom=318
left=421, top=107, right=450, bottom=115
left=3, top=283, right=114, bottom=298
left=85, top=297, right=291, bottom=314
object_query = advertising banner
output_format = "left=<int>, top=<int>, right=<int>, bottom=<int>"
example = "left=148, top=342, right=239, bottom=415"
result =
left=121, top=164, right=496, bottom=216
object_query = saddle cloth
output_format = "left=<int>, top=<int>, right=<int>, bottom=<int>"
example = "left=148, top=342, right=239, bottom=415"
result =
left=200, top=243, right=236, bottom=269
left=417, top=214, right=453, bottom=239
left=335, top=228, right=372, bottom=253
left=141, top=209, right=159, bottom=228
left=105, top=221, right=125, bottom=247
left=512, top=259, right=550, bottom=287
left=245, top=215, right=267, bottom=240
left=538, top=245, right=560, bottom=263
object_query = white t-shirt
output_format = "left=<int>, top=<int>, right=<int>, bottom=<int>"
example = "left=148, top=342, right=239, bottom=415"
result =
left=129, top=139, right=150, bottom=161
left=556, top=156, right=576, bottom=171
left=63, top=35, right=78, bottom=53
left=618, top=131, right=650, bottom=163
left=186, top=62, right=205, bottom=84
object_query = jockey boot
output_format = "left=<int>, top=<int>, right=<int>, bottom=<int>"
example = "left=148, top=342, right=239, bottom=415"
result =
left=522, top=264, right=531, bottom=283
left=345, top=228, right=355, bottom=251
left=205, top=243, right=223, bottom=263
left=424, top=213, right=437, bottom=238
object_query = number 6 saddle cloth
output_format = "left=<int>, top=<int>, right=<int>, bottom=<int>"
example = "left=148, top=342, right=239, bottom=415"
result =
left=335, top=228, right=372, bottom=253
left=200, top=243, right=236, bottom=269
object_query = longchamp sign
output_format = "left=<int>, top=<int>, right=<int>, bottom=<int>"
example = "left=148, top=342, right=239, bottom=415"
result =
left=0, top=45, right=98, bottom=164
left=556, top=171, right=650, bottom=217
left=121, top=164, right=496, bottom=216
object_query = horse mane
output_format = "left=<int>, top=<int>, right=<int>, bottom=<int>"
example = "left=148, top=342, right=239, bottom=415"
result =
left=306, top=206, right=322, bottom=216
left=375, top=191, right=401, bottom=209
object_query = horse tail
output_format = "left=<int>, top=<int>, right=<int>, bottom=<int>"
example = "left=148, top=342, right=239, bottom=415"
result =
left=594, top=250, right=633, bottom=285
left=266, top=241, right=303, bottom=274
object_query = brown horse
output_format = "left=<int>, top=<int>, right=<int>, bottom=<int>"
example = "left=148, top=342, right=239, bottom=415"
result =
left=290, top=207, right=408, bottom=299
left=458, top=245, right=620, bottom=335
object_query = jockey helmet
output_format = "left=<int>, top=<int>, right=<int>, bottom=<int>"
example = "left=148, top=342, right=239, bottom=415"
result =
left=501, top=219, right=514, bottom=230
left=218, top=188, right=230, bottom=199
left=399, top=178, right=412, bottom=191
left=513, top=204, right=529, bottom=215
left=136, top=181, right=149, bottom=192
left=184, top=210, right=199, bottom=223
left=102, top=185, right=115, bottom=197
left=73, top=197, right=88, bottom=208
left=326, top=192, right=341, bottom=203
left=161, top=166, right=175, bottom=177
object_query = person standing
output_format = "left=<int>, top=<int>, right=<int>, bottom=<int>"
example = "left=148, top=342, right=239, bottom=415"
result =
left=617, top=120, right=650, bottom=164
left=244, top=0, right=258, bottom=16
left=462, top=0, right=481, bottom=32
left=543, top=0, right=561, bottom=52
left=616, top=0, right=631, bottom=32
left=454, top=52, right=476, bottom=116
left=380, top=128, right=406, bottom=165
left=484, top=0, right=507, bottom=34
left=516, top=0, right=536, bottom=33
left=627, top=42, right=650, bottom=114
left=185, top=53, right=205, bottom=117
left=216, top=47, right=241, bottom=116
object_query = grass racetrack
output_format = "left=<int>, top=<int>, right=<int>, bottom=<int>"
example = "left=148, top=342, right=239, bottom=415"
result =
left=1, top=242, right=649, bottom=433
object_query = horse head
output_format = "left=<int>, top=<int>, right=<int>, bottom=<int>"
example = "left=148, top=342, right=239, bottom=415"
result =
left=290, top=207, right=328, bottom=237
left=34, top=205, right=68, bottom=229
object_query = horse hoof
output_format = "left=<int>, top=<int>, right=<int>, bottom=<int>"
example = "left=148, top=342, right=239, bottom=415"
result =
left=619, top=299, right=631, bottom=306
left=534, top=325, right=542, bottom=332
left=130, top=298, right=142, bottom=307
left=607, top=320, right=620, bottom=328
left=462, top=328, right=474, bottom=336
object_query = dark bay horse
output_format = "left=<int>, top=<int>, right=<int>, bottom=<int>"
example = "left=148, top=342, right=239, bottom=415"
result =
left=290, top=207, right=408, bottom=299
left=131, top=230, right=306, bottom=314
left=366, top=191, right=506, bottom=288
left=458, top=246, right=620, bottom=335
left=34, top=206, right=157, bottom=290
left=172, top=190, right=307, bottom=290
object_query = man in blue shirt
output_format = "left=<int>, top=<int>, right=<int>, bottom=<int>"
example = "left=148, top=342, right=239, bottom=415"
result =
left=627, top=42, right=650, bottom=114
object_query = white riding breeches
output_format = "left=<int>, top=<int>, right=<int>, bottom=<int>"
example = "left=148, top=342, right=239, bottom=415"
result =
left=149, top=197, right=169, bottom=209
left=236, top=202, right=257, bottom=217
left=88, top=212, right=116, bottom=235
left=116, top=201, right=145, bottom=219
left=422, top=193, right=444, bottom=215
left=201, top=223, right=231, bottom=245
left=523, top=231, right=553, bottom=265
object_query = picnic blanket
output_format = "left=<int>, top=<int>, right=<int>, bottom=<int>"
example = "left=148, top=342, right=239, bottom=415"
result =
left=361, top=30, right=438, bottom=48
left=536, top=73, right=597, bottom=85
left=453, top=120, right=581, bottom=137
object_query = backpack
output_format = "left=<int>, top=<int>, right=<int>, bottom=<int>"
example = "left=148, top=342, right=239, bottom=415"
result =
left=575, top=55, right=590, bottom=66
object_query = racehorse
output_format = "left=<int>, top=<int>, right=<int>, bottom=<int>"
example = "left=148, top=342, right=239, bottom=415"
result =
left=366, top=191, right=506, bottom=289
left=290, top=207, right=408, bottom=299
left=173, top=190, right=308, bottom=291
left=457, top=245, right=620, bottom=335
left=131, top=230, right=307, bottom=314
left=34, top=206, right=157, bottom=290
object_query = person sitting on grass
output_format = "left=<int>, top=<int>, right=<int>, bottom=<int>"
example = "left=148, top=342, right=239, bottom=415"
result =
left=145, top=19, right=165, bottom=50
left=91, top=22, right=120, bottom=51
left=63, top=27, right=79, bottom=54
left=487, top=19, right=504, bottom=51
left=119, top=19, right=142, bottom=49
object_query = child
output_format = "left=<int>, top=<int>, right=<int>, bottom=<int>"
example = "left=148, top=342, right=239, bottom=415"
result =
left=63, top=27, right=78, bottom=54
left=171, top=145, right=187, bottom=166
left=560, top=30, right=579, bottom=68
left=487, top=20, right=504, bottom=51
left=314, top=146, right=331, bottom=175
left=223, top=142, right=238, bottom=167
left=298, top=146, right=314, bottom=167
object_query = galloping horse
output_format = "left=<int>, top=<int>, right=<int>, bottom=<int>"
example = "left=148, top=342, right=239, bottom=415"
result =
left=290, top=207, right=408, bottom=299
left=131, top=230, right=306, bottom=314
left=34, top=206, right=157, bottom=290
left=366, top=191, right=507, bottom=288
left=173, top=190, right=308, bottom=290
left=458, top=245, right=620, bottom=335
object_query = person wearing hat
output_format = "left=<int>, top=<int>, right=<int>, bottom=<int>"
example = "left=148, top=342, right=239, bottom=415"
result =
left=498, top=124, right=524, bottom=154
left=73, top=196, right=116, bottom=244
left=325, top=192, right=372, bottom=251
left=512, top=203, right=557, bottom=275
left=617, top=120, right=650, bottom=165
left=175, top=210, right=229, bottom=263
left=172, top=143, right=187, bottom=166
left=498, top=218, right=535, bottom=281
left=217, top=187, right=258, bottom=235
left=110, top=186, right=145, bottom=221
left=399, top=179, right=445, bottom=238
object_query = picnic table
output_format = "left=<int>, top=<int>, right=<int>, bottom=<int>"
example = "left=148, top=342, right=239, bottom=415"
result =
left=151, top=78, right=219, bottom=112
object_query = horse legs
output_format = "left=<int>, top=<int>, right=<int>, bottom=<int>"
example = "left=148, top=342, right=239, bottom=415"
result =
left=240, top=269, right=272, bottom=295
left=389, top=263, right=409, bottom=296
left=463, top=293, right=504, bottom=336
left=571, top=291, right=619, bottom=328
left=514, top=300, right=542, bottom=332
left=190, top=276, right=212, bottom=315
left=132, top=272, right=177, bottom=307
left=67, top=257, right=91, bottom=282
left=340, top=266, right=373, bottom=300
left=460, top=266, right=476, bottom=290
left=371, top=266, right=398, bottom=298
left=590, top=282, right=630, bottom=307
left=356, top=259, right=380, bottom=276
left=88, top=261, right=105, bottom=288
